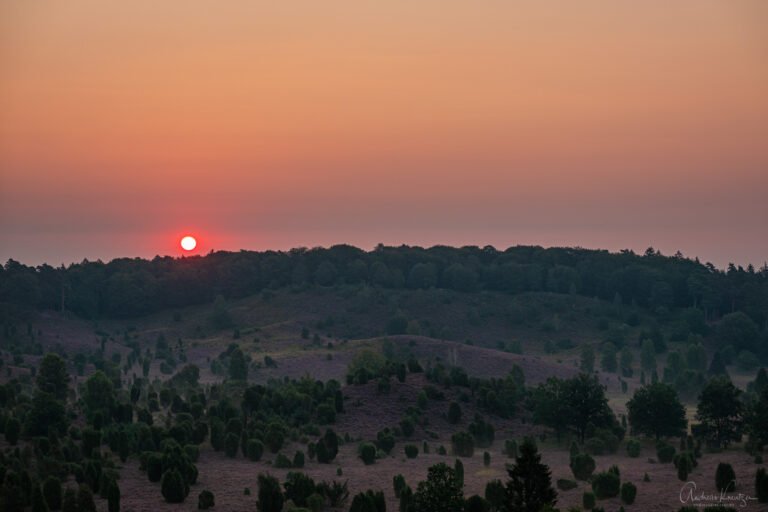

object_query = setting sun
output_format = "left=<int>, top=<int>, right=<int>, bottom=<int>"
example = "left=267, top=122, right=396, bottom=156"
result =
left=180, top=235, right=197, bottom=251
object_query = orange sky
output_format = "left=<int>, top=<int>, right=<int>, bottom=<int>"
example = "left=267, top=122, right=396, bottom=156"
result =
left=1, top=1, right=766, bottom=266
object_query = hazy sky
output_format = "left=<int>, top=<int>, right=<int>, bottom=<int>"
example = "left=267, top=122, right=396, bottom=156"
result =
left=1, top=1, right=766, bottom=267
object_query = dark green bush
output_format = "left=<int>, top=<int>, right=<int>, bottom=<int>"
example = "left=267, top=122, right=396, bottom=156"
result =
left=161, top=469, right=189, bottom=503
left=583, top=491, right=596, bottom=509
left=621, top=482, right=637, bottom=504
left=404, top=445, right=418, bottom=459
left=293, top=451, right=305, bottom=468
left=626, top=439, right=641, bottom=458
left=592, top=471, right=620, bottom=499
left=198, top=490, right=215, bottom=510
left=557, top=479, right=578, bottom=491
left=756, top=468, right=768, bottom=503
left=570, top=453, right=596, bottom=481
left=107, top=480, right=120, bottom=512
left=62, top=487, right=78, bottom=512
left=656, top=442, right=676, bottom=463
left=42, top=476, right=62, bottom=510
left=585, top=437, right=607, bottom=455
left=247, top=439, right=264, bottom=461
left=273, top=453, right=292, bottom=468
left=716, top=463, right=736, bottom=492
left=147, top=453, right=163, bottom=482
left=465, top=494, right=490, bottom=512
left=224, top=432, right=240, bottom=458
left=284, top=472, right=317, bottom=508
left=184, top=444, right=199, bottom=462
left=393, top=474, right=406, bottom=498
left=359, top=443, right=377, bottom=465
left=77, top=485, right=97, bottom=512
left=451, top=431, right=475, bottom=457
left=257, top=474, right=284, bottom=512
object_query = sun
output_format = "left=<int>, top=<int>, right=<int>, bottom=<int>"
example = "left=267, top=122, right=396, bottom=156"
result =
left=180, top=235, right=197, bottom=251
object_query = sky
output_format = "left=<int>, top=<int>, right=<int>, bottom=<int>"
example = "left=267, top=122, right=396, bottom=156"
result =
left=1, top=1, right=766, bottom=267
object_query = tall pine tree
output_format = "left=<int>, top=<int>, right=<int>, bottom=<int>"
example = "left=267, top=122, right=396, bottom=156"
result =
left=505, top=439, right=557, bottom=512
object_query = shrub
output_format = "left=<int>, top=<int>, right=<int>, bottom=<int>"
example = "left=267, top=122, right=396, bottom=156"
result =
left=184, top=444, right=200, bottom=462
left=583, top=491, right=596, bottom=510
left=485, top=480, right=505, bottom=511
left=293, top=451, right=305, bottom=468
left=404, top=445, right=418, bottom=458
left=224, top=432, right=240, bottom=458
left=307, top=493, right=324, bottom=512
left=465, top=494, right=490, bottom=512
left=318, top=480, right=349, bottom=507
left=247, top=439, right=264, bottom=461
left=198, top=490, right=215, bottom=509
left=78, top=485, right=97, bottom=512
left=451, top=431, right=475, bottom=457
left=147, top=453, right=163, bottom=482
left=32, top=484, right=48, bottom=512
left=394, top=474, right=407, bottom=498
left=42, top=476, right=62, bottom=510
left=570, top=453, right=596, bottom=481
left=448, top=402, right=462, bottom=424
left=620, top=482, right=637, bottom=504
left=483, top=451, right=491, bottom=467
left=359, top=443, right=377, bottom=465
left=5, top=417, right=20, bottom=445
left=585, top=437, right=607, bottom=456
left=161, top=469, right=189, bottom=503
left=756, top=468, right=768, bottom=503
left=273, top=453, right=292, bottom=468
left=716, top=463, right=736, bottom=492
left=316, top=429, right=339, bottom=463
left=656, top=442, right=676, bottom=463
left=557, top=479, right=578, bottom=491
left=62, top=487, right=78, bottom=512
left=257, top=474, right=284, bottom=512
left=626, top=439, right=641, bottom=458
left=592, top=471, right=620, bottom=499
left=505, top=439, right=518, bottom=458
left=455, top=458, right=465, bottom=487
left=284, top=472, right=317, bottom=508
left=107, top=480, right=120, bottom=512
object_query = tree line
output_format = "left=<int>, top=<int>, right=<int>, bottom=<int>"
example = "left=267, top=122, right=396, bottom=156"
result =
left=2, top=245, right=766, bottom=325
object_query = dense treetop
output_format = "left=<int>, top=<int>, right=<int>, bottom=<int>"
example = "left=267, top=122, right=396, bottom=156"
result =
left=1, top=245, right=766, bottom=325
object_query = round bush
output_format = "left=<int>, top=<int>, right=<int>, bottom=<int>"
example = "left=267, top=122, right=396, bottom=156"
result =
left=626, top=439, right=641, bottom=458
left=184, top=444, right=200, bottom=462
left=656, top=442, right=675, bottom=463
left=556, top=479, right=577, bottom=491
left=592, top=471, right=620, bottom=499
left=359, top=442, right=377, bottom=465
left=570, top=453, right=596, bottom=481
left=198, top=490, right=215, bottom=510
left=224, top=432, right=240, bottom=458
left=583, top=491, right=595, bottom=510
left=585, top=437, right=607, bottom=456
left=147, top=453, right=163, bottom=482
left=42, top=476, right=62, bottom=510
left=451, top=431, right=475, bottom=458
left=404, top=444, right=419, bottom=459
left=620, top=482, right=637, bottom=505
left=161, top=469, right=189, bottom=503
left=247, top=439, right=264, bottom=461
